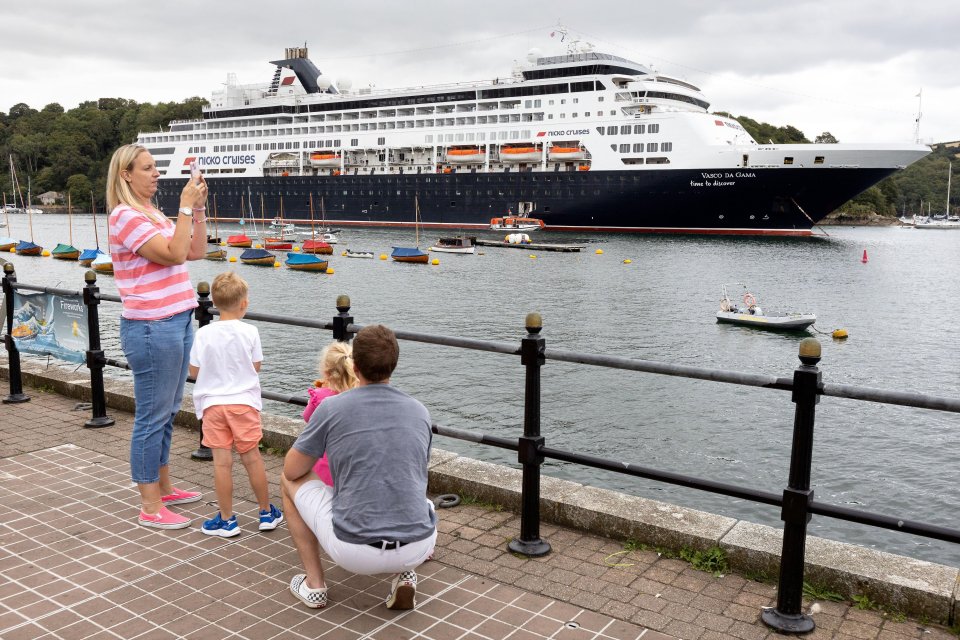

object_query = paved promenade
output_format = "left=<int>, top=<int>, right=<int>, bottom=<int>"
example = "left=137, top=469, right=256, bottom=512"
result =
left=1, top=383, right=956, bottom=640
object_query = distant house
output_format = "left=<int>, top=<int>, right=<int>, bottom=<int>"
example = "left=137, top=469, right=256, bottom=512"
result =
left=38, top=191, right=61, bottom=205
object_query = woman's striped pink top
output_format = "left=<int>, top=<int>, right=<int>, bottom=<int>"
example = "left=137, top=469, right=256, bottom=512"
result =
left=109, top=204, right=198, bottom=320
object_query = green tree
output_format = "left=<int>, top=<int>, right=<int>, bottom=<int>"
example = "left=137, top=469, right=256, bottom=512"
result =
left=66, top=175, right=94, bottom=209
left=815, top=132, right=838, bottom=143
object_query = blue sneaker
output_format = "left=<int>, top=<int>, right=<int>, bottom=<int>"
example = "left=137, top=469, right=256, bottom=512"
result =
left=201, top=513, right=240, bottom=538
left=259, top=504, right=284, bottom=531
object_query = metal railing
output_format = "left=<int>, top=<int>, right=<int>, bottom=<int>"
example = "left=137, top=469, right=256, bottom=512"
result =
left=2, top=262, right=958, bottom=633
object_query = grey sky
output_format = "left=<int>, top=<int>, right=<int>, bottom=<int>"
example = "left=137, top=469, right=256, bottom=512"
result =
left=2, top=0, right=957, bottom=145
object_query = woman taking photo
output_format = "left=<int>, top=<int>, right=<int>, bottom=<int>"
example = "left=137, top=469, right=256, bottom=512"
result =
left=107, top=143, right=209, bottom=529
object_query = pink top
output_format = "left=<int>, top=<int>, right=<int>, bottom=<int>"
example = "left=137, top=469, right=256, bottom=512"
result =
left=109, top=204, right=197, bottom=320
left=304, top=386, right=338, bottom=486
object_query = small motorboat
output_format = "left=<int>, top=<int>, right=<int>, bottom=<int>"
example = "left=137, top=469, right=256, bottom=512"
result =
left=429, top=235, right=475, bottom=254
left=490, top=216, right=545, bottom=231
left=716, top=285, right=816, bottom=331
left=344, top=249, right=375, bottom=259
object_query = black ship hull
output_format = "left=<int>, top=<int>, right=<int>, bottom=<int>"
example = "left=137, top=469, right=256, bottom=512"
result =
left=159, top=167, right=896, bottom=235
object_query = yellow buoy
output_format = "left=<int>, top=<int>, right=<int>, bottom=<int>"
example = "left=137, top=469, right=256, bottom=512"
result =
left=431, top=258, right=439, bottom=265
left=596, top=249, right=604, bottom=255
left=220, top=241, right=226, bottom=247
left=273, top=261, right=281, bottom=268
left=228, top=256, right=237, bottom=262
left=293, top=246, right=301, bottom=252
left=832, top=329, right=849, bottom=339
left=9, top=248, right=16, bottom=253
left=326, top=267, right=334, bottom=274
left=42, top=250, right=51, bottom=257
left=529, top=254, right=537, bottom=259
left=342, top=250, right=347, bottom=256
left=380, top=253, right=388, bottom=260
left=255, top=243, right=263, bottom=249
left=623, top=259, right=632, bottom=264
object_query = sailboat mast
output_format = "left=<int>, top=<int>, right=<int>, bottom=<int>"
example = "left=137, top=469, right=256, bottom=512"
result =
left=91, top=190, right=100, bottom=248
left=309, top=193, right=316, bottom=241
left=947, top=161, right=953, bottom=217
left=68, top=191, right=73, bottom=244
left=415, top=195, right=421, bottom=248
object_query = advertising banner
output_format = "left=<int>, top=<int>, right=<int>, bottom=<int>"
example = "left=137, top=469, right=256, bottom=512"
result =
left=11, top=291, right=87, bottom=364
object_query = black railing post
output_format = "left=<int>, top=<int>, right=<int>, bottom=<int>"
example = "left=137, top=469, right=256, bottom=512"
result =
left=82, top=270, right=115, bottom=428
left=332, top=294, right=353, bottom=342
left=762, top=337, right=822, bottom=634
left=508, top=312, right=551, bottom=557
left=191, top=281, right=214, bottom=460
left=2, top=262, right=30, bottom=404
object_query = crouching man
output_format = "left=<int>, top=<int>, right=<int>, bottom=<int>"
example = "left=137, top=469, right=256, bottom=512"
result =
left=281, top=324, right=437, bottom=610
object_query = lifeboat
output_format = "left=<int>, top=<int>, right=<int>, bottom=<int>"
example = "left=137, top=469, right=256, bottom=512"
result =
left=548, top=145, right=587, bottom=161
left=444, top=146, right=485, bottom=164
left=499, top=144, right=542, bottom=163
left=309, top=152, right=341, bottom=167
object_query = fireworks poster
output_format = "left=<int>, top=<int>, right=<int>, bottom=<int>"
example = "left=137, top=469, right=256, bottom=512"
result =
left=11, top=291, right=88, bottom=364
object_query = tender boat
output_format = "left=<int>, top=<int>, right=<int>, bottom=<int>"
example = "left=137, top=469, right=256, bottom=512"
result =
left=445, top=146, right=485, bottom=164
left=716, top=285, right=816, bottom=331
left=309, top=152, right=341, bottom=167
left=489, top=216, right=545, bottom=231
left=344, top=249, right=375, bottom=258
left=429, top=235, right=475, bottom=254
left=498, top=143, right=542, bottom=163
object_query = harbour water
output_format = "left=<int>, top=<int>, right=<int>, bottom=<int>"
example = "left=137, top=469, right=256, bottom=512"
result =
left=3, top=214, right=958, bottom=567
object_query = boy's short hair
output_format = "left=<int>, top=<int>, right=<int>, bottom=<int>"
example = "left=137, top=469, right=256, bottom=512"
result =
left=352, top=324, right=399, bottom=382
left=211, top=272, right=248, bottom=311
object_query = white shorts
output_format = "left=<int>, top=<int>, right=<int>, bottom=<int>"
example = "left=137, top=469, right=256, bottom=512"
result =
left=294, top=480, right=436, bottom=575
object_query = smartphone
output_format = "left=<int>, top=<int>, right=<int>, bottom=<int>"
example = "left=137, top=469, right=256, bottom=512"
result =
left=190, top=161, right=200, bottom=179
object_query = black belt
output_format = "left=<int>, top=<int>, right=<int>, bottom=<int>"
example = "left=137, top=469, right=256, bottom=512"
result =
left=367, top=540, right=405, bottom=550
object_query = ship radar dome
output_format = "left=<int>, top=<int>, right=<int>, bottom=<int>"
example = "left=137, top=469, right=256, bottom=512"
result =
left=526, top=48, right=542, bottom=63
left=316, top=75, right=332, bottom=91
left=336, top=76, right=353, bottom=91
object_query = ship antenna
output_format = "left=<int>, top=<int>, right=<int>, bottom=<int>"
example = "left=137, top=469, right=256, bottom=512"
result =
left=913, top=89, right=922, bottom=144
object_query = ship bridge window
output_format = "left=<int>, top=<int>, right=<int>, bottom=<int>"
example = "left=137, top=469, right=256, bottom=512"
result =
left=633, top=143, right=643, bottom=153
left=661, top=142, right=673, bottom=152
left=647, top=142, right=658, bottom=152
left=606, top=126, right=616, bottom=135
left=634, top=124, right=645, bottom=134
left=648, top=124, right=660, bottom=133
left=620, top=125, right=631, bottom=134
left=619, top=144, right=630, bottom=153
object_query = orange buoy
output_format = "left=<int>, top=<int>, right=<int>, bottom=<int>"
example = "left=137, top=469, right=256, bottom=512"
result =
left=861, top=249, right=868, bottom=263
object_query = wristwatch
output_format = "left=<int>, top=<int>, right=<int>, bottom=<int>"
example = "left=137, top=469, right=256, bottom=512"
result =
left=178, top=207, right=193, bottom=217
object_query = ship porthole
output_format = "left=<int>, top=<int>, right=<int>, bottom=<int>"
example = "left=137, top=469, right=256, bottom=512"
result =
left=749, top=215, right=755, bottom=220
left=718, top=215, right=724, bottom=220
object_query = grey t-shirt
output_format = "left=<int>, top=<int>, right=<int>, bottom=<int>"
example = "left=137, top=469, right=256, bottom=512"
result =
left=292, top=383, right=437, bottom=544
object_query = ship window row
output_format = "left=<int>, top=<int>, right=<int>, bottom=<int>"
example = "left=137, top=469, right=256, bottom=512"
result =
left=613, top=142, right=672, bottom=153
left=596, top=124, right=660, bottom=135
left=632, top=91, right=709, bottom=110
left=522, top=64, right=646, bottom=81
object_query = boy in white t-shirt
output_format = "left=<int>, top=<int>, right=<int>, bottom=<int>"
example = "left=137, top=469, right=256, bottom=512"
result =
left=189, top=272, right=283, bottom=537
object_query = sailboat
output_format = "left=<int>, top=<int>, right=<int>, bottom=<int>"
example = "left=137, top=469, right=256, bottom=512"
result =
left=915, top=162, right=957, bottom=229
left=391, top=195, right=429, bottom=263
left=90, top=195, right=114, bottom=274
left=227, top=191, right=253, bottom=247
left=8, top=156, right=42, bottom=256
left=52, top=191, right=80, bottom=260
left=0, top=190, right=15, bottom=250
left=205, top=195, right=227, bottom=260
left=263, top=196, right=294, bottom=250
left=301, top=195, right=333, bottom=255
left=79, top=190, right=107, bottom=266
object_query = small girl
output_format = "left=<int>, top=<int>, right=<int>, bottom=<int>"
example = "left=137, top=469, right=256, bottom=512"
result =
left=303, top=341, right=358, bottom=486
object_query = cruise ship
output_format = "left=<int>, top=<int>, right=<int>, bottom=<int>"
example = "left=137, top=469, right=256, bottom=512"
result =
left=142, top=36, right=931, bottom=235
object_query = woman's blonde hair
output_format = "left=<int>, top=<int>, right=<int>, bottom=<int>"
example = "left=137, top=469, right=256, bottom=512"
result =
left=106, top=144, right=162, bottom=222
left=320, top=341, right=358, bottom=393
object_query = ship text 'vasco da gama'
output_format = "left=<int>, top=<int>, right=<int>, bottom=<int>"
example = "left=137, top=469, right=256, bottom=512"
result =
left=142, top=36, right=930, bottom=236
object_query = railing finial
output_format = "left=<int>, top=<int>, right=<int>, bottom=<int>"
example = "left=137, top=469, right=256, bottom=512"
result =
left=525, top=312, right=542, bottom=334
left=798, top=337, right=821, bottom=365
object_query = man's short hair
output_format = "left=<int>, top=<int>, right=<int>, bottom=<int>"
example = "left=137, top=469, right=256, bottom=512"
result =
left=211, top=272, right=248, bottom=312
left=352, top=324, right=399, bottom=382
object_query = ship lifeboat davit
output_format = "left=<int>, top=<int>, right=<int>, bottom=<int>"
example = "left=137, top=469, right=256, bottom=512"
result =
left=309, top=152, right=341, bottom=167
left=548, top=144, right=587, bottom=161
left=444, top=146, right=485, bottom=164
left=499, top=144, right=542, bottom=163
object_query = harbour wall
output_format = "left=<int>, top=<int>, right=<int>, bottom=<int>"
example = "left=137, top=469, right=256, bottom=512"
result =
left=2, top=357, right=957, bottom=624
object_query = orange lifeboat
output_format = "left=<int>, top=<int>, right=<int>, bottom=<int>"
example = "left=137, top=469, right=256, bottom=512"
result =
left=444, top=146, right=485, bottom=164
left=499, top=144, right=542, bottom=162
left=548, top=144, right=587, bottom=161
left=309, top=152, right=341, bottom=167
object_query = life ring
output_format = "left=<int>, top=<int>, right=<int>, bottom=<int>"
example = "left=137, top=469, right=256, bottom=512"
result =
left=743, top=293, right=757, bottom=307
left=433, top=494, right=460, bottom=509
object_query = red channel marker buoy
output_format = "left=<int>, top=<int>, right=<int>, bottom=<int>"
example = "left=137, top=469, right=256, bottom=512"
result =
left=861, top=249, right=868, bottom=263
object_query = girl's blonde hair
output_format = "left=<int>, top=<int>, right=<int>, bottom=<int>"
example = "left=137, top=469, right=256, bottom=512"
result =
left=106, top=144, right=163, bottom=223
left=320, top=341, right=358, bottom=393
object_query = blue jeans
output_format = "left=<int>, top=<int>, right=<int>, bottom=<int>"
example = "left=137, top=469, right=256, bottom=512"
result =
left=120, top=310, right=194, bottom=484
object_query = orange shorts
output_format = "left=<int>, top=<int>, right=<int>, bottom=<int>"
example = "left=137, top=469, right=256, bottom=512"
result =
left=201, top=404, right=262, bottom=454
